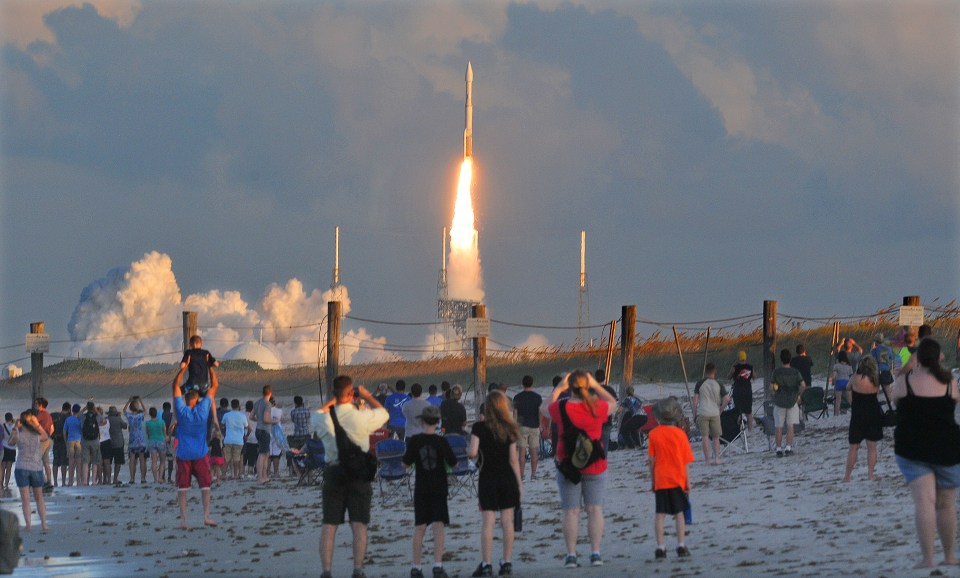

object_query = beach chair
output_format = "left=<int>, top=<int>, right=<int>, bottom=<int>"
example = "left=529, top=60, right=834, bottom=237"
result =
left=800, top=387, right=829, bottom=420
left=635, top=405, right=659, bottom=449
left=445, top=434, right=478, bottom=498
left=718, top=407, right=748, bottom=456
left=375, top=439, right=412, bottom=505
left=295, top=438, right=326, bottom=487
left=369, top=428, right=391, bottom=454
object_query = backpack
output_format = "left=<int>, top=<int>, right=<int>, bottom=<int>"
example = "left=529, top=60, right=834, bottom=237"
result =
left=81, top=412, right=100, bottom=440
left=555, top=400, right=605, bottom=483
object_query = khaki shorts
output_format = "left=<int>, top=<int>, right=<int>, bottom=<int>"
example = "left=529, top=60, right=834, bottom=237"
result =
left=81, top=439, right=101, bottom=464
left=67, top=440, right=82, bottom=462
left=696, top=415, right=721, bottom=439
left=40, top=439, right=51, bottom=467
left=773, top=404, right=800, bottom=427
left=517, top=426, right=539, bottom=450
left=224, top=444, right=243, bottom=465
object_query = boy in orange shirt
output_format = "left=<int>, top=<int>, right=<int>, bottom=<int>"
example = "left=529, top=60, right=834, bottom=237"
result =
left=648, top=396, right=694, bottom=560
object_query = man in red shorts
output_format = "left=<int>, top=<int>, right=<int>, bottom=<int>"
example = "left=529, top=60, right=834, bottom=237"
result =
left=172, top=362, right=220, bottom=529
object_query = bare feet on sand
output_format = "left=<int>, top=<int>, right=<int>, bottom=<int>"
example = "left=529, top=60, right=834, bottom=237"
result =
left=204, top=518, right=218, bottom=527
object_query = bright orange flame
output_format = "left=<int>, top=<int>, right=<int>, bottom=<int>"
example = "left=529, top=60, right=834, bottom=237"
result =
left=450, top=158, right=476, bottom=252
left=447, top=157, right=484, bottom=302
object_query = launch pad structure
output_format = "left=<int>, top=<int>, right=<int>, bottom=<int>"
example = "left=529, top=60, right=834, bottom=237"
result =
left=437, top=226, right=479, bottom=348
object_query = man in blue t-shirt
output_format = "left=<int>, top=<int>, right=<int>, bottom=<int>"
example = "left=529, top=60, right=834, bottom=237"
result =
left=871, top=333, right=899, bottom=386
left=384, top=380, right=410, bottom=439
left=172, top=360, right=219, bottom=529
left=63, top=403, right=83, bottom=486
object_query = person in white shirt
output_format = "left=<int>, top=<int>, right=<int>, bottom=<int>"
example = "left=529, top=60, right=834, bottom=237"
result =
left=312, top=376, right=388, bottom=578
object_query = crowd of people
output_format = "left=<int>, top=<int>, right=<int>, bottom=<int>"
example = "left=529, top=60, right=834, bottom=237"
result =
left=2, top=329, right=958, bottom=574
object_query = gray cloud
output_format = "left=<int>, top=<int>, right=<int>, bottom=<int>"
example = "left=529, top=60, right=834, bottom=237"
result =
left=1, top=1, right=956, bottom=360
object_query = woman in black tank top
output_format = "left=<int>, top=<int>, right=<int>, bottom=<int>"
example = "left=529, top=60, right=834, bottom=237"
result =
left=891, top=338, right=960, bottom=569
left=842, top=356, right=883, bottom=482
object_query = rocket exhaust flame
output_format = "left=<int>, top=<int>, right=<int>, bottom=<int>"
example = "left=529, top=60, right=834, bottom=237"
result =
left=447, top=158, right=483, bottom=302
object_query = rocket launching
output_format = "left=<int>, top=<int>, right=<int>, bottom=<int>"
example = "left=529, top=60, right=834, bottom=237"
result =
left=464, top=61, right=473, bottom=158
left=447, top=61, right=484, bottom=303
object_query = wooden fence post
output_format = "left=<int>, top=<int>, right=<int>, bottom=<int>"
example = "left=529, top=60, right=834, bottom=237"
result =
left=620, top=306, right=636, bottom=397
left=472, top=304, right=487, bottom=417
left=763, top=300, right=777, bottom=400
left=326, top=301, right=341, bottom=401
left=30, top=322, right=44, bottom=406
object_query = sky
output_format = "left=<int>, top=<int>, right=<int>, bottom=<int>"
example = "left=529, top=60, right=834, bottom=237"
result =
left=1, top=0, right=958, bottom=369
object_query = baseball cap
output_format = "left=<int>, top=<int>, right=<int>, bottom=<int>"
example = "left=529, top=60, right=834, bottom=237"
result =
left=72, top=403, right=81, bottom=412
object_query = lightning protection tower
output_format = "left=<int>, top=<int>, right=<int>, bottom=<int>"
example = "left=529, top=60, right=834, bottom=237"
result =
left=577, top=230, right=590, bottom=346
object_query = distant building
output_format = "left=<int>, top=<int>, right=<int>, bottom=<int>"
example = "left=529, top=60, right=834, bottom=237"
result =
left=4, top=365, right=23, bottom=379
left=223, top=342, right=283, bottom=370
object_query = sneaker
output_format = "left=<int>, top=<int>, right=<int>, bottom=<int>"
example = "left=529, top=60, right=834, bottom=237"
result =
left=589, top=553, right=603, bottom=567
left=433, top=567, right=449, bottom=578
left=352, top=570, right=367, bottom=578
left=471, top=563, right=493, bottom=577
left=655, top=548, right=666, bottom=560
left=677, top=546, right=690, bottom=557
left=563, top=554, right=579, bottom=568
left=784, top=446, right=793, bottom=456
left=776, top=448, right=784, bottom=458
left=411, top=568, right=425, bottom=578
left=499, top=561, right=512, bottom=576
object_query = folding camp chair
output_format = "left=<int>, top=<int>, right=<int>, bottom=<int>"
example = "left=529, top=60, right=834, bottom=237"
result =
left=718, top=407, right=749, bottom=456
left=369, top=428, right=391, bottom=453
left=295, top=438, right=326, bottom=487
left=636, top=405, right=659, bottom=449
left=800, top=387, right=829, bottom=420
left=375, top=439, right=412, bottom=505
left=445, top=434, right=478, bottom=498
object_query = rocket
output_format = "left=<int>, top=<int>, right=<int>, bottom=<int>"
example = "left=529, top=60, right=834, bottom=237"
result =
left=464, top=61, right=473, bottom=158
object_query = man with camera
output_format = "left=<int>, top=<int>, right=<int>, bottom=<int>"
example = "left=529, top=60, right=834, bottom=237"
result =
left=312, top=376, right=388, bottom=578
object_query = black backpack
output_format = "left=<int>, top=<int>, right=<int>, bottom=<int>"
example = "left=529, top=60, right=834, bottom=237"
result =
left=81, top=412, right=99, bottom=440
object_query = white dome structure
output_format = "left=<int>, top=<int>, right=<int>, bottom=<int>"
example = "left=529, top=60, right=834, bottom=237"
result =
left=223, top=342, right=283, bottom=370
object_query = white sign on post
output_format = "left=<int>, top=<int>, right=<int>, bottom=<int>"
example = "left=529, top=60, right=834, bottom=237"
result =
left=465, top=318, right=490, bottom=338
left=898, top=306, right=925, bottom=327
left=25, top=333, right=50, bottom=354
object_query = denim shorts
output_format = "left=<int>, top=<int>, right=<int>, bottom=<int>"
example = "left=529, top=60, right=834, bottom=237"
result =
left=896, top=456, right=960, bottom=488
left=556, top=470, right=606, bottom=509
left=15, top=468, right=44, bottom=488
left=148, top=440, right=167, bottom=454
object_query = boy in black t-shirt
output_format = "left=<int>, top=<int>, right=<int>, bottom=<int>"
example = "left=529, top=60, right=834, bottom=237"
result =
left=180, top=335, right=219, bottom=395
left=403, top=405, right=457, bottom=578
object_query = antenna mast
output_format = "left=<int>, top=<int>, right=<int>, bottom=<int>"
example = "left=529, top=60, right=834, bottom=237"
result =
left=577, top=230, right=590, bottom=346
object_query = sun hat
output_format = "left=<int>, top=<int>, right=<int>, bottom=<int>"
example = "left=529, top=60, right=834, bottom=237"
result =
left=652, top=397, right=683, bottom=426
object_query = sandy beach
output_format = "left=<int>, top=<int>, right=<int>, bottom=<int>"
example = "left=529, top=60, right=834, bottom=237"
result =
left=0, top=383, right=952, bottom=577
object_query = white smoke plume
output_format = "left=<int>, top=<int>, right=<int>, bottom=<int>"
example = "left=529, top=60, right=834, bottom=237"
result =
left=67, top=251, right=388, bottom=367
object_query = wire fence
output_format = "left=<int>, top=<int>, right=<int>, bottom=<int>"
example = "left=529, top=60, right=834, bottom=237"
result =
left=2, top=299, right=958, bottom=371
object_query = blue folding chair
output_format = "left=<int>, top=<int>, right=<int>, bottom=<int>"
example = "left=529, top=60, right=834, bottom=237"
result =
left=444, top=434, right=477, bottom=498
left=295, top=438, right=326, bottom=487
left=375, top=439, right=412, bottom=505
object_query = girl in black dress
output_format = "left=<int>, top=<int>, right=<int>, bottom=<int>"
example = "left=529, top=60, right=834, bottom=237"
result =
left=842, top=356, right=883, bottom=482
left=467, top=390, right=521, bottom=577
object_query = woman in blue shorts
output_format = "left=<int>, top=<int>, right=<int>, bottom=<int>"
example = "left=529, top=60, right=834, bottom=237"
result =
left=832, top=351, right=853, bottom=416
left=893, top=338, right=960, bottom=569
left=12, top=410, right=49, bottom=531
